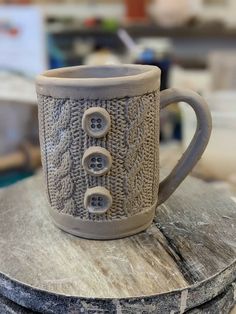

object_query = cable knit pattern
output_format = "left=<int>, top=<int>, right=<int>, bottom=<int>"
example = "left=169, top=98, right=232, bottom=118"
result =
left=37, top=91, right=159, bottom=221
left=51, top=99, right=76, bottom=214
left=124, top=92, right=159, bottom=214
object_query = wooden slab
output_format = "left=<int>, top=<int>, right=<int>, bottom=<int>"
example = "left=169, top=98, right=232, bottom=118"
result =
left=187, top=281, right=235, bottom=314
left=0, top=173, right=236, bottom=313
left=0, top=295, right=33, bottom=314
left=0, top=281, right=235, bottom=314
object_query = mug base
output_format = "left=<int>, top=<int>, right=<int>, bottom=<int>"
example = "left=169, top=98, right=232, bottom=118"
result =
left=48, top=206, right=156, bottom=240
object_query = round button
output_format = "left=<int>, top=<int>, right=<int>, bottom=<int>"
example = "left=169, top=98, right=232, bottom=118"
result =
left=84, top=187, right=112, bottom=214
left=82, top=146, right=112, bottom=176
left=82, top=107, right=111, bottom=138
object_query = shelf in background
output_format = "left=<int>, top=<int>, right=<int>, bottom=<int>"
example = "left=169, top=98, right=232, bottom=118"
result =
left=48, top=22, right=236, bottom=39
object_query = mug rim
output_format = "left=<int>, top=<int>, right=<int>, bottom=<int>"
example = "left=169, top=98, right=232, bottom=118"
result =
left=36, top=64, right=161, bottom=100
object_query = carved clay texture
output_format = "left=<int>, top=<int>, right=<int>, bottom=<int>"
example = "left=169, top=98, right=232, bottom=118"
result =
left=37, top=91, right=159, bottom=220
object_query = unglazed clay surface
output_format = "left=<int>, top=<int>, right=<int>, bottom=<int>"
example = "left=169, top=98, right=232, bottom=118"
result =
left=36, top=64, right=211, bottom=239
left=37, top=91, right=160, bottom=220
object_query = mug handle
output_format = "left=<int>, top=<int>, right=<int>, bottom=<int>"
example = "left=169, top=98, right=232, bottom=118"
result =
left=158, top=88, right=212, bottom=205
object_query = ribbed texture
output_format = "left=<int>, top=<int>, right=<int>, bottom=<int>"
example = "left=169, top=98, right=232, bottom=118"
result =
left=37, top=91, right=159, bottom=221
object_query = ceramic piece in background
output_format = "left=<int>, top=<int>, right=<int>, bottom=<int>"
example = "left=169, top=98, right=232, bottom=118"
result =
left=209, top=51, right=236, bottom=90
left=124, top=0, right=148, bottom=22
left=181, top=91, right=236, bottom=181
left=150, top=0, right=202, bottom=27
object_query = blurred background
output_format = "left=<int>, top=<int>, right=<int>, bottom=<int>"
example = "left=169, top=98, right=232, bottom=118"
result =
left=0, top=0, right=236, bottom=196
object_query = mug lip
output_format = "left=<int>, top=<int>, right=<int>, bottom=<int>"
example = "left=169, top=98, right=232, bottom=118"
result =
left=36, top=64, right=161, bottom=100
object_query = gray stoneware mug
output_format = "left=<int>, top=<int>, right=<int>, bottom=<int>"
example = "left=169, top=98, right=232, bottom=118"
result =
left=36, top=64, right=211, bottom=240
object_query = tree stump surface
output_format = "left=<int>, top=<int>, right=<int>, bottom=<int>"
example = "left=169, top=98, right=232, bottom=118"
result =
left=0, top=173, right=235, bottom=313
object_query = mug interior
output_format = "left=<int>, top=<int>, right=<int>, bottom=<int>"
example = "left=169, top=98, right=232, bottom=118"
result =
left=42, top=65, right=154, bottom=80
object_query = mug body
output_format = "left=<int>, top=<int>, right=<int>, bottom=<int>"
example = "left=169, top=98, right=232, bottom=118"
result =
left=36, top=64, right=161, bottom=239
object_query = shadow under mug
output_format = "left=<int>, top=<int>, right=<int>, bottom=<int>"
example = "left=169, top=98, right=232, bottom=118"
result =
left=36, top=64, right=212, bottom=240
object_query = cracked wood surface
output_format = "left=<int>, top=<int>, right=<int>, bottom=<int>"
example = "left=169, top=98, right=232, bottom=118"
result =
left=0, top=173, right=235, bottom=313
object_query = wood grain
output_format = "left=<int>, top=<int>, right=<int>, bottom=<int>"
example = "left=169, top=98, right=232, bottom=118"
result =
left=0, top=173, right=235, bottom=313
left=0, top=281, right=235, bottom=314
left=0, top=295, right=33, bottom=314
left=187, top=281, right=235, bottom=313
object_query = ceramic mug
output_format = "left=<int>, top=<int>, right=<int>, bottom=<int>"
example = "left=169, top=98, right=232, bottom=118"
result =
left=36, top=64, right=211, bottom=240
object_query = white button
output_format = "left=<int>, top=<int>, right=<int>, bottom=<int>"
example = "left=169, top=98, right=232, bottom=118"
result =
left=82, top=146, right=112, bottom=176
left=84, top=187, right=112, bottom=214
left=82, top=107, right=111, bottom=138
